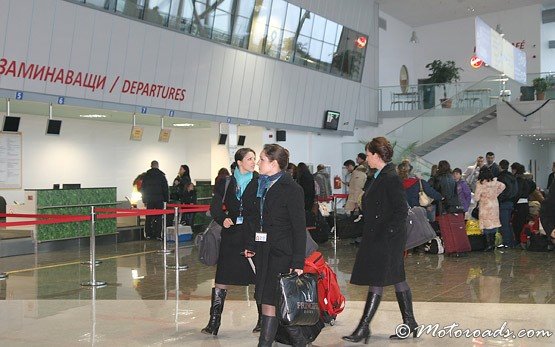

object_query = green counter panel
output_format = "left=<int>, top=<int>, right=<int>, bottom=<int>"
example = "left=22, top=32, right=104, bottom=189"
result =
left=35, top=188, right=117, bottom=242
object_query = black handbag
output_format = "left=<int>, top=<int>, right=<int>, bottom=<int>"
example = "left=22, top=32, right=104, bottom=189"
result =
left=471, top=203, right=479, bottom=219
left=276, top=273, right=320, bottom=326
left=405, top=205, right=437, bottom=250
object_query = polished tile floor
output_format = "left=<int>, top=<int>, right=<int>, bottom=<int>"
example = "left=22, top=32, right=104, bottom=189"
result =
left=0, top=239, right=554, bottom=346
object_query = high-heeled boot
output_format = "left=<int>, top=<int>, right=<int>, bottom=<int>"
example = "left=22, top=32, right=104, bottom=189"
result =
left=201, top=287, right=227, bottom=335
left=284, top=325, right=307, bottom=347
left=258, top=315, right=278, bottom=347
left=390, top=290, right=419, bottom=339
left=252, top=304, right=262, bottom=333
left=342, top=292, right=381, bottom=344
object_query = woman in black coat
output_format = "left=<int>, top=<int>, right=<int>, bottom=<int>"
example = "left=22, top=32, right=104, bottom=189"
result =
left=297, top=162, right=316, bottom=211
left=201, top=148, right=259, bottom=336
left=244, top=144, right=306, bottom=347
left=343, top=137, right=418, bottom=344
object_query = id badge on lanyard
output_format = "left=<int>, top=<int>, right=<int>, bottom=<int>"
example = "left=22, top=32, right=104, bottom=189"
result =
left=256, top=230, right=267, bottom=242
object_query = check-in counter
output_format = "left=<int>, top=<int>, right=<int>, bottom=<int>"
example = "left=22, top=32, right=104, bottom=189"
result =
left=7, top=187, right=117, bottom=242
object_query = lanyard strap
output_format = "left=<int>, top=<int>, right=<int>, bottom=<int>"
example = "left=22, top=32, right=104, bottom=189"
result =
left=236, top=184, right=244, bottom=217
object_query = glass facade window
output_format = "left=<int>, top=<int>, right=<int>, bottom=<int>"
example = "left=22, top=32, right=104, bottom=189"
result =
left=79, top=0, right=369, bottom=82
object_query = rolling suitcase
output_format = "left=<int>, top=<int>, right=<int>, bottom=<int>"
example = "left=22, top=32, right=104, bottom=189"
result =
left=437, top=213, right=471, bottom=255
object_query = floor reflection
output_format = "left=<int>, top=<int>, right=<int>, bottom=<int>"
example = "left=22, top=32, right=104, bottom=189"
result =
left=0, top=240, right=553, bottom=304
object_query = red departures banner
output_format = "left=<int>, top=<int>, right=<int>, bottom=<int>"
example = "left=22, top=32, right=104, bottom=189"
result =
left=0, top=57, right=186, bottom=102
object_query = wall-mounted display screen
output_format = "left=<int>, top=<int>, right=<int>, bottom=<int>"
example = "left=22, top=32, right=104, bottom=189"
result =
left=323, top=111, right=340, bottom=130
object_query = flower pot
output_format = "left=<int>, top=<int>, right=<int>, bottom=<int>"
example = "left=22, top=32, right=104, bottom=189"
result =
left=536, top=92, right=545, bottom=100
left=440, top=98, right=452, bottom=108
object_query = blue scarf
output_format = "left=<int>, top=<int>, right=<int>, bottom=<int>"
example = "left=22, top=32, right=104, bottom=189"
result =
left=234, top=169, right=253, bottom=199
left=257, top=171, right=284, bottom=197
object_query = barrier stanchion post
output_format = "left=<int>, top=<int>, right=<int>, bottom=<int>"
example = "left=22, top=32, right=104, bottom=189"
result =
left=333, top=195, right=338, bottom=243
left=0, top=272, right=7, bottom=280
left=157, top=202, right=171, bottom=254
left=81, top=206, right=107, bottom=287
left=166, top=207, right=188, bottom=271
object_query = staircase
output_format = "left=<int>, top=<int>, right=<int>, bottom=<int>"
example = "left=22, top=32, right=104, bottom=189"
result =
left=413, top=105, right=497, bottom=156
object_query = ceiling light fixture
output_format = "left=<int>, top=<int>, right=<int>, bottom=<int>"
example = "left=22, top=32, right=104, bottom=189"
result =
left=467, top=7, right=475, bottom=12
left=79, top=114, right=107, bottom=118
left=173, top=123, right=194, bottom=127
left=409, top=31, right=418, bottom=44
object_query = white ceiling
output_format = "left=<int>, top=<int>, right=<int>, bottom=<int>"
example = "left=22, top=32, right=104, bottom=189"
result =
left=0, top=99, right=212, bottom=129
left=377, top=0, right=555, bottom=27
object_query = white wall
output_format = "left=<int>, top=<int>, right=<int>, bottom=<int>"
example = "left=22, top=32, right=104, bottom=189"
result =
left=518, top=137, right=550, bottom=189
left=0, top=0, right=380, bottom=132
left=0, top=114, right=216, bottom=203
left=541, top=16, right=555, bottom=73
left=412, top=5, right=542, bottom=83
left=378, top=4, right=542, bottom=86
left=378, top=11, right=416, bottom=87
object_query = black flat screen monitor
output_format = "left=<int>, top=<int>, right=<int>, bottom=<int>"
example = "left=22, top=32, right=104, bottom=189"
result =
left=323, top=111, right=340, bottom=130
left=3, top=116, right=20, bottom=132
left=238, top=135, right=246, bottom=146
left=53, top=184, right=60, bottom=190
left=46, top=119, right=62, bottom=135
left=62, top=183, right=81, bottom=189
left=218, top=133, right=227, bottom=145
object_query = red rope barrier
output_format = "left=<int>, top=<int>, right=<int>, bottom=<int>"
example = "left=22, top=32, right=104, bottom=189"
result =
left=332, top=194, right=348, bottom=199
left=0, top=213, right=86, bottom=219
left=0, top=215, right=91, bottom=228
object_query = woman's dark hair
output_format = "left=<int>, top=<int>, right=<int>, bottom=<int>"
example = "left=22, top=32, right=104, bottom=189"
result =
left=365, top=137, right=393, bottom=163
left=430, top=164, right=438, bottom=177
left=180, top=165, right=190, bottom=176
left=234, top=148, right=255, bottom=163
left=436, top=160, right=451, bottom=175
left=217, top=168, right=230, bottom=177
left=263, top=144, right=289, bottom=170
left=230, top=162, right=237, bottom=173
left=397, top=160, right=413, bottom=180
left=511, top=162, right=525, bottom=175
left=453, top=168, right=462, bottom=175
left=297, top=162, right=308, bottom=171
left=478, top=167, right=493, bottom=182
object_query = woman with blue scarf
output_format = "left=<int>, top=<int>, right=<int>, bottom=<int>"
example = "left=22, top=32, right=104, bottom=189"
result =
left=201, top=148, right=260, bottom=336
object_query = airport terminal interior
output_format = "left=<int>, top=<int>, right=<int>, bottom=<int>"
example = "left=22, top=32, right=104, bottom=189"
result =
left=1, top=0, right=555, bottom=346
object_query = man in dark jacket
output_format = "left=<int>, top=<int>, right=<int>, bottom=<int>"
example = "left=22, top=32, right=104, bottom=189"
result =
left=141, top=160, right=169, bottom=239
left=484, top=152, right=500, bottom=177
left=497, top=160, right=518, bottom=248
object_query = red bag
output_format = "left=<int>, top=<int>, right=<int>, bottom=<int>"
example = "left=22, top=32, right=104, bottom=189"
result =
left=304, top=251, right=345, bottom=324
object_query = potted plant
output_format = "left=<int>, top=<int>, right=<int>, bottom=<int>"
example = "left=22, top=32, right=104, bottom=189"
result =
left=425, top=60, right=463, bottom=108
left=533, top=77, right=549, bottom=100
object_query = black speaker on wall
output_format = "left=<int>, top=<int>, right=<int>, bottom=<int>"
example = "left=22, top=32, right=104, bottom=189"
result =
left=2, top=116, right=20, bottom=132
left=218, top=133, right=227, bottom=145
left=238, top=135, right=246, bottom=146
left=46, top=119, right=62, bottom=135
left=276, top=130, right=286, bottom=142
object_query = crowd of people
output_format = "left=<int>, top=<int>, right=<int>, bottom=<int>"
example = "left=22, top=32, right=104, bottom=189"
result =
left=134, top=143, right=555, bottom=346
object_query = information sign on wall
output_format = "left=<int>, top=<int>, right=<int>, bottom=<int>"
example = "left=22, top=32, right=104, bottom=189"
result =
left=0, top=132, right=22, bottom=188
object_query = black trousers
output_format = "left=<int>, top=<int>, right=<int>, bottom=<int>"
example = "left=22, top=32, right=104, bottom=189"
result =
left=145, top=200, right=164, bottom=238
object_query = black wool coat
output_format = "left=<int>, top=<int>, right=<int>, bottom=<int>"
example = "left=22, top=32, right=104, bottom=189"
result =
left=350, top=163, right=408, bottom=286
left=141, top=168, right=169, bottom=204
left=210, top=173, right=259, bottom=286
left=251, top=173, right=307, bottom=306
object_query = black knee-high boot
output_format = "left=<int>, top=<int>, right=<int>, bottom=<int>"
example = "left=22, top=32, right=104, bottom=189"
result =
left=258, top=315, right=279, bottom=347
left=390, top=290, right=419, bottom=339
left=252, top=304, right=262, bottom=333
left=201, top=288, right=227, bottom=335
left=342, top=292, right=381, bottom=344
